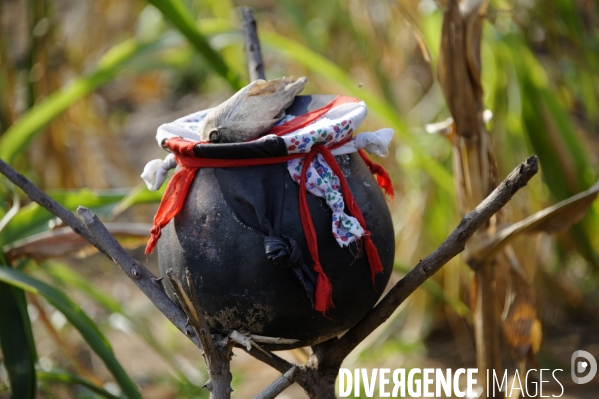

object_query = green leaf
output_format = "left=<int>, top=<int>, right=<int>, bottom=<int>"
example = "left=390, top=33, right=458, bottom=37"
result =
left=40, top=261, right=197, bottom=385
left=110, top=184, right=164, bottom=219
left=394, top=262, right=470, bottom=319
left=0, top=188, right=129, bottom=246
left=0, top=39, right=159, bottom=165
left=502, top=34, right=599, bottom=266
left=1, top=184, right=164, bottom=247
left=42, top=261, right=123, bottom=314
left=0, top=267, right=141, bottom=399
left=0, top=278, right=37, bottom=399
left=37, top=370, right=121, bottom=399
left=145, top=0, right=242, bottom=90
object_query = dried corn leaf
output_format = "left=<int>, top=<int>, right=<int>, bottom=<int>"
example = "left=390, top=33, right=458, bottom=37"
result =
left=3, top=223, right=151, bottom=261
left=470, top=180, right=599, bottom=262
left=502, top=276, right=542, bottom=365
left=437, top=0, right=481, bottom=140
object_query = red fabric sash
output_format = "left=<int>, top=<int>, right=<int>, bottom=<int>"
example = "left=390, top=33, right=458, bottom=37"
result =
left=144, top=136, right=308, bottom=256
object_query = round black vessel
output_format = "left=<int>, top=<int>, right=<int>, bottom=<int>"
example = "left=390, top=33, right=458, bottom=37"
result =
left=157, top=151, right=394, bottom=350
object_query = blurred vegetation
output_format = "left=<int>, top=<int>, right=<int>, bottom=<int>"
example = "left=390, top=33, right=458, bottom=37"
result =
left=0, top=0, right=598, bottom=398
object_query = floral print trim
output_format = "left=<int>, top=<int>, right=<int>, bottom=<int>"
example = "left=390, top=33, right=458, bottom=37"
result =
left=284, top=101, right=368, bottom=247
left=289, top=154, right=364, bottom=246
left=284, top=118, right=354, bottom=153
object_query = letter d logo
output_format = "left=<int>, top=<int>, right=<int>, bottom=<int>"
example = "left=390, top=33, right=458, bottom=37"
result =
left=571, top=350, right=597, bottom=384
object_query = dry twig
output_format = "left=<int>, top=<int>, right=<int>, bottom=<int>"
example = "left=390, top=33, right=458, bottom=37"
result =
left=239, top=7, right=266, bottom=81
left=245, top=156, right=539, bottom=398
left=253, top=367, right=300, bottom=399
left=166, top=269, right=233, bottom=397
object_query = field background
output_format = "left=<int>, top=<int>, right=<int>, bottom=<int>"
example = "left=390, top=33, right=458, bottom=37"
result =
left=1, top=0, right=598, bottom=398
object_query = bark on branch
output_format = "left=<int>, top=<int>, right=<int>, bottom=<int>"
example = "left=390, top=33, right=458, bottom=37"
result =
left=0, top=159, right=101, bottom=253
left=325, top=155, right=538, bottom=363
left=253, top=366, right=299, bottom=399
left=239, top=6, right=266, bottom=81
left=166, top=269, right=233, bottom=398
left=0, top=158, right=201, bottom=349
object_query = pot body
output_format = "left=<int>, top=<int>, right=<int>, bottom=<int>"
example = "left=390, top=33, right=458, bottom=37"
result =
left=157, top=152, right=394, bottom=349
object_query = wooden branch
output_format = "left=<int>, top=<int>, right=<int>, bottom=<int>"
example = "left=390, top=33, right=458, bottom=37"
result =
left=77, top=207, right=201, bottom=348
left=239, top=6, right=266, bottom=81
left=0, top=158, right=203, bottom=350
left=4, top=223, right=152, bottom=261
left=185, top=269, right=218, bottom=352
left=326, top=155, right=539, bottom=362
left=0, top=158, right=101, bottom=253
left=247, top=346, right=295, bottom=374
left=166, top=269, right=233, bottom=398
left=469, top=179, right=599, bottom=263
left=253, top=366, right=299, bottom=399
left=246, top=348, right=321, bottom=397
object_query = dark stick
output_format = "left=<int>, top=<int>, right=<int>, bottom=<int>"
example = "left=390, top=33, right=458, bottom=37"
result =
left=247, top=347, right=295, bottom=375
left=0, top=158, right=101, bottom=253
left=185, top=269, right=218, bottom=352
left=245, top=348, right=319, bottom=396
left=0, top=158, right=202, bottom=350
left=243, top=157, right=538, bottom=396
left=326, top=155, right=539, bottom=363
left=166, top=269, right=232, bottom=398
left=239, top=7, right=266, bottom=81
left=253, top=367, right=299, bottom=399
left=77, top=207, right=201, bottom=349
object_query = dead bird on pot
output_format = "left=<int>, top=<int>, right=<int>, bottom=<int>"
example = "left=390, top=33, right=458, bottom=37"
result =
left=199, top=76, right=308, bottom=143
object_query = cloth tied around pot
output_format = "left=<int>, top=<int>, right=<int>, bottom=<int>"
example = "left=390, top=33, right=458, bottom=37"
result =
left=141, top=95, right=394, bottom=314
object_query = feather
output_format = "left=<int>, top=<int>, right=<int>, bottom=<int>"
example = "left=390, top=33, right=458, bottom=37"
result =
left=199, top=76, right=308, bottom=143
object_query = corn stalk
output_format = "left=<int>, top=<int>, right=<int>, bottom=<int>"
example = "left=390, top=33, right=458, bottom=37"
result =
left=437, top=2, right=599, bottom=398
left=437, top=0, right=501, bottom=396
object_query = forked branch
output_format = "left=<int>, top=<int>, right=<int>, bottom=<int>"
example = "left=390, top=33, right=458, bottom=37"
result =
left=326, top=155, right=539, bottom=363
left=245, top=156, right=539, bottom=398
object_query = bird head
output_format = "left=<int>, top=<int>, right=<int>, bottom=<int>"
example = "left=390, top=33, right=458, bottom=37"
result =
left=199, top=81, right=257, bottom=143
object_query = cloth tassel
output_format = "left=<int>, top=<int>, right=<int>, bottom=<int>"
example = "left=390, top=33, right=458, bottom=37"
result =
left=314, top=263, right=335, bottom=313
left=297, top=150, right=336, bottom=315
left=358, top=149, right=394, bottom=201
left=145, top=226, right=161, bottom=255
left=364, top=234, right=384, bottom=283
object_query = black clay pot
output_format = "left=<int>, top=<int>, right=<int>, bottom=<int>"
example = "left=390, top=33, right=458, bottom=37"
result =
left=157, top=97, right=395, bottom=350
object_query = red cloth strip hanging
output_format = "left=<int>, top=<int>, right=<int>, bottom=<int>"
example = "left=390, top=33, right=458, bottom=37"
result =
left=297, top=150, right=334, bottom=313
left=317, top=147, right=385, bottom=283
left=358, top=149, right=394, bottom=201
